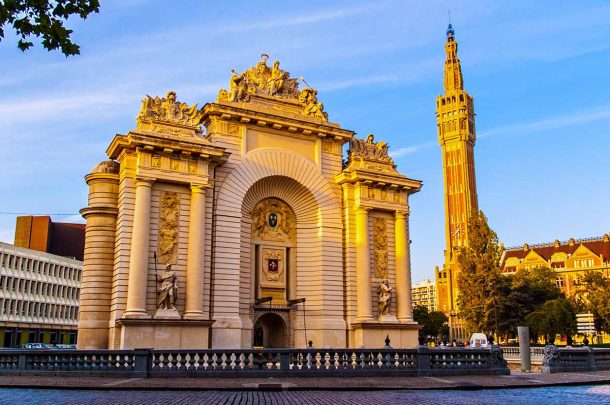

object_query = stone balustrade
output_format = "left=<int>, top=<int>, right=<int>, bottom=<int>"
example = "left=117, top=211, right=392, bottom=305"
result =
left=502, top=346, right=545, bottom=364
left=501, top=345, right=610, bottom=373
left=0, top=347, right=509, bottom=377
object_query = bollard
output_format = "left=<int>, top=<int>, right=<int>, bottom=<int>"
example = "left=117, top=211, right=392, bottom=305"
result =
left=518, top=326, right=531, bottom=372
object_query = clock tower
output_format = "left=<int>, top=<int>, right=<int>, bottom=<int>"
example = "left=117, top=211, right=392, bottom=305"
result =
left=435, top=24, right=479, bottom=340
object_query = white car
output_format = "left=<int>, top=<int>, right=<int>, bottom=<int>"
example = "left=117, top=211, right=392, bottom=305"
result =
left=469, top=333, right=489, bottom=348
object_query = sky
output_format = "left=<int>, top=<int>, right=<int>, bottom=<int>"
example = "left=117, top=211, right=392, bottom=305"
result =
left=0, top=0, right=609, bottom=284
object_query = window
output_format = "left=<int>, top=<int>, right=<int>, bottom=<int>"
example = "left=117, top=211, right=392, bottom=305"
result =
left=556, top=277, right=564, bottom=288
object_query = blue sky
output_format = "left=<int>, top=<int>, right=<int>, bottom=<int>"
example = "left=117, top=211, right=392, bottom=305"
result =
left=0, top=1, right=609, bottom=283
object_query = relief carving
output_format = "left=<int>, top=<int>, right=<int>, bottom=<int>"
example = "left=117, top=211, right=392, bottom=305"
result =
left=157, top=191, right=179, bottom=264
left=262, top=248, right=284, bottom=284
left=373, top=217, right=388, bottom=278
left=138, top=91, right=203, bottom=128
left=252, top=198, right=296, bottom=242
left=151, top=155, right=161, bottom=168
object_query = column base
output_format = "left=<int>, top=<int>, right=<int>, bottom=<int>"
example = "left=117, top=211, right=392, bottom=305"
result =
left=183, top=311, right=206, bottom=320
left=122, top=310, right=151, bottom=319
left=350, top=321, right=420, bottom=348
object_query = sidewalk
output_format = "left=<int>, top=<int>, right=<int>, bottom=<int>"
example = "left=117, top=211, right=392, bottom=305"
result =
left=1, top=370, right=610, bottom=391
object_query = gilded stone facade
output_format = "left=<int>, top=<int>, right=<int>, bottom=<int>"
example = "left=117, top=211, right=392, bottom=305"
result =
left=78, top=56, right=422, bottom=350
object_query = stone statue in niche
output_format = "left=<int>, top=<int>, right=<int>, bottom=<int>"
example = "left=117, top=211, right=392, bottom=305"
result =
left=156, top=264, right=178, bottom=310
left=157, top=191, right=179, bottom=264
left=377, top=278, right=392, bottom=318
left=373, top=217, right=388, bottom=278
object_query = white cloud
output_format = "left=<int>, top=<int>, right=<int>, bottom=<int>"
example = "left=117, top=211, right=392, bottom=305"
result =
left=479, top=104, right=610, bottom=139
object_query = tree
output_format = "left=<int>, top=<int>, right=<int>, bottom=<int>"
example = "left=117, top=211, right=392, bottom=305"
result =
left=0, top=0, right=100, bottom=56
left=497, top=266, right=562, bottom=337
left=457, top=210, right=504, bottom=336
left=574, top=271, right=610, bottom=334
left=413, top=305, right=449, bottom=339
left=525, top=297, right=577, bottom=342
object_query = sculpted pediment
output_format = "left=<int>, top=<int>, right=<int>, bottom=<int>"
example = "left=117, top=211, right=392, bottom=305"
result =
left=136, top=91, right=205, bottom=137
left=216, top=54, right=328, bottom=121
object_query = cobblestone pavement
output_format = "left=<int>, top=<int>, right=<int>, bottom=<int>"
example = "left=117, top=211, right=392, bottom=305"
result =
left=0, top=385, right=609, bottom=405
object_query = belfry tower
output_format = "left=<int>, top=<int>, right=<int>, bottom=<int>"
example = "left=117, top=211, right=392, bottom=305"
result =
left=435, top=24, right=479, bottom=340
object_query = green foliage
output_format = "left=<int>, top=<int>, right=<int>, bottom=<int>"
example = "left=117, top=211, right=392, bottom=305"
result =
left=525, top=297, right=577, bottom=339
left=574, top=271, right=610, bottom=334
left=413, top=305, right=449, bottom=338
left=0, top=0, right=100, bottom=56
left=456, top=210, right=503, bottom=335
left=497, top=266, right=562, bottom=335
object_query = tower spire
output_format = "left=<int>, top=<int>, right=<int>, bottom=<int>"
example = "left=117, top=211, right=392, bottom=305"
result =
left=435, top=23, right=478, bottom=340
left=443, top=24, right=463, bottom=92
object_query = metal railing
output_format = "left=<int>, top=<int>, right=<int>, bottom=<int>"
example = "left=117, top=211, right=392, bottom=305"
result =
left=0, top=347, right=509, bottom=378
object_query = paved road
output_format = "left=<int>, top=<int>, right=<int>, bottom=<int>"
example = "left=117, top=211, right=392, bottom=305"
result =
left=0, top=385, right=609, bottom=405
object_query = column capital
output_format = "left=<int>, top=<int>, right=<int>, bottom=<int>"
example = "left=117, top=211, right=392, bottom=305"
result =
left=356, top=206, right=371, bottom=214
left=190, top=183, right=211, bottom=193
left=134, top=176, right=155, bottom=187
left=395, top=210, right=409, bottom=218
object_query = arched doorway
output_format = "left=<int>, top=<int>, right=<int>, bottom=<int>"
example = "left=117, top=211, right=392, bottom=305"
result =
left=253, top=313, right=287, bottom=348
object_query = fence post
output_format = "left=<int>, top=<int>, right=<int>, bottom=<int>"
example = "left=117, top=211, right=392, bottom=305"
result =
left=134, top=349, right=152, bottom=378
left=279, top=351, right=290, bottom=371
left=587, top=347, right=597, bottom=371
left=416, top=346, right=431, bottom=376
left=17, top=353, right=26, bottom=371
left=517, top=326, right=531, bottom=372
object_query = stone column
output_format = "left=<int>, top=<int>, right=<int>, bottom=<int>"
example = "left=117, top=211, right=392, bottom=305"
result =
left=395, top=210, right=413, bottom=321
left=184, top=184, right=207, bottom=319
left=123, top=177, right=154, bottom=319
left=355, top=207, right=373, bottom=321
left=77, top=162, right=119, bottom=349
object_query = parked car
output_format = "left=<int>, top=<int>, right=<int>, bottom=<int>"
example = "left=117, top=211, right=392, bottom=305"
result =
left=469, top=333, right=489, bottom=348
left=21, top=343, right=51, bottom=349
left=53, top=344, right=76, bottom=350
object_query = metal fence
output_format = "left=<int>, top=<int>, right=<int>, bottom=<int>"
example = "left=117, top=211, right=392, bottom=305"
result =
left=0, top=347, right=509, bottom=378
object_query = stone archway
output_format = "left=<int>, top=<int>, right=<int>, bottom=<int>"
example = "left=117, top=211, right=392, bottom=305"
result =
left=253, top=312, right=289, bottom=348
left=211, top=148, right=346, bottom=349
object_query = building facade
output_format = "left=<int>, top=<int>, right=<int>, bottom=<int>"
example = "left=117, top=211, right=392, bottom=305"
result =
left=0, top=242, right=81, bottom=347
left=14, top=215, right=85, bottom=261
left=411, top=279, right=437, bottom=312
left=78, top=56, right=423, bottom=350
left=500, top=235, right=610, bottom=296
left=434, top=25, right=479, bottom=340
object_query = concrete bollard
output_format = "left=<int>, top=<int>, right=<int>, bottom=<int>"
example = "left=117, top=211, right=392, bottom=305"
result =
left=518, top=326, right=531, bottom=372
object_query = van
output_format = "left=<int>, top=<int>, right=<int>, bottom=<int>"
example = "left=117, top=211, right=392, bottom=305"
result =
left=469, top=333, right=488, bottom=348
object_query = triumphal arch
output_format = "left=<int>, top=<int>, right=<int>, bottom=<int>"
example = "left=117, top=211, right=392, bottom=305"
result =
left=78, top=56, right=422, bottom=349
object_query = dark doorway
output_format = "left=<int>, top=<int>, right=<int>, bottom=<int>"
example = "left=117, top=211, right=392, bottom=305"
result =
left=253, top=313, right=287, bottom=348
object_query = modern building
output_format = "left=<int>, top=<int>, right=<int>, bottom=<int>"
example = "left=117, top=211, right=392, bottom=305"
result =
left=78, top=55, right=423, bottom=350
left=411, top=279, right=437, bottom=312
left=14, top=215, right=85, bottom=261
left=500, top=234, right=610, bottom=296
left=434, top=24, right=479, bottom=340
left=0, top=241, right=82, bottom=347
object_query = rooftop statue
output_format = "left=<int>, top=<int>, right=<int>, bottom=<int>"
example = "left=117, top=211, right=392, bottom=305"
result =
left=348, top=134, right=393, bottom=164
left=218, top=54, right=328, bottom=121
left=137, top=91, right=203, bottom=128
